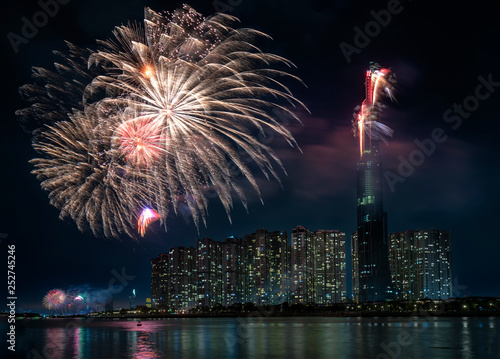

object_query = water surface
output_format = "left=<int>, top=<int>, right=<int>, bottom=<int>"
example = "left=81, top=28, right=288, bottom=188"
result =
left=1, top=316, right=498, bottom=358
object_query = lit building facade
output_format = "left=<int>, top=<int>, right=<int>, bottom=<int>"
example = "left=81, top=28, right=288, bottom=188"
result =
left=245, top=229, right=288, bottom=304
left=152, top=226, right=346, bottom=309
left=265, top=230, right=289, bottom=304
left=389, top=231, right=418, bottom=300
left=417, top=230, right=453, bottom=299
left=351, top=232, right=360, bottom=301
left=151, top=253, right=170, bottom=308
left=150, top=248, right=197, bottom=310
left=222, top=236, right=246, bottom=305
left=355, top=141, right=393, bottom=302
left=196, top=238, right=223, bottom=307
left=168, top=246, right=197, bottom=309
left=389, top=230, right=453, bottom=300
left=291, top=226, right=315, bottom=303
left=291, top=226, right=347, bottom=304
left=314, top=230, right=347, bottom=304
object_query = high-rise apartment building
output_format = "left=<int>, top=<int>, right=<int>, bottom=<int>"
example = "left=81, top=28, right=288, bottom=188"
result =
left=152, top=226, right=347, bottom=309
left=222, top=236, right=245, bottom=305
left=151, top=253, right=169, bottom=308
left=244, top=229, right=288, bottom=304
left=389, top=230, right=453, bottom=300
left=266, top=231, right=289, bottom=304
left=389, top=231, right=418, bottom=300
left=169, top=246, right=197, bottom=309
left=291, top=226, right=347, bottom=304
left=196, top=238, right=223, bottom=307
left=291, top=226, right=315, bottom=303
left=315, top=230, right=347, bottom=304
left=150, top=248, right=197, bottom=310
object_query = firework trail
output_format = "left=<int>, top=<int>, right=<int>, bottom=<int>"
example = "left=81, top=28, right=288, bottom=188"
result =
left=138, top=207, right=161, bottom=237
left=353, top=62, right=396, bottom=157
left=43, top=289, right=67, bottom=311
left=17, top=5, right=306, bottom=238
left=30, top=115, right=155, bottom=238
left=67, top=291, right=91, bottom=313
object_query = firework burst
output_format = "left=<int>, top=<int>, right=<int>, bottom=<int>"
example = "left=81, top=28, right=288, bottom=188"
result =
left=43, top=289, right=67, bottom=311
left=30, top=113, right=156, bottom=238
left=353, top=62, right=396, bottom=157
left=115, top=116, right=165, bottom=167
left=17, top=5, right=306, bottom=238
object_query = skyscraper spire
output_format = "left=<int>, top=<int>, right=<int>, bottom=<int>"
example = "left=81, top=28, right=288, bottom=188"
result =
left=352, top=63, right=395, bottom=302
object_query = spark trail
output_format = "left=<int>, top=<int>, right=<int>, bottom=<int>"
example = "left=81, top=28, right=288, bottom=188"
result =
left=17, top=5, right=306, bottom=238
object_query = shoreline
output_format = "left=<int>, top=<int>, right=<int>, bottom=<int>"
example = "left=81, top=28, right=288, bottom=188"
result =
left=21, top=311, right=500, bottom=319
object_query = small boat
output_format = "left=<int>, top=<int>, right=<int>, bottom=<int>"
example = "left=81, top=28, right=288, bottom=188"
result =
left=137, top=320, right=142, bottom=326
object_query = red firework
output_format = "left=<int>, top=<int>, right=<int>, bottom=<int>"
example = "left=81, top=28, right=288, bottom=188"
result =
left=43, top=289, right=67, bottom=310
left=138, top=207, right=161, bottom=237
left=116, top=118, right=164, bottom=167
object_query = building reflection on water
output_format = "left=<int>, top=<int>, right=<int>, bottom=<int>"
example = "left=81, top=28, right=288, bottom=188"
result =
left=8, top=317, right=497, bottom=359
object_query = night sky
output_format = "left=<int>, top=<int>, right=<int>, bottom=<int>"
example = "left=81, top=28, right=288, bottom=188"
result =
left=1, top=0, right=499, bottom=313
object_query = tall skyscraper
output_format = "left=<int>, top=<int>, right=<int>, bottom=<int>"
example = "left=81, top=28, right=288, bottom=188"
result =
left=389, top=230, right=453, bottom=300
left=151, top=256, right=161, bottom=307
left=356, top=141, right=392, bottom=301
left=129, top=289, right=136, bottom=309
left=353, top=64, right=395, bottom=302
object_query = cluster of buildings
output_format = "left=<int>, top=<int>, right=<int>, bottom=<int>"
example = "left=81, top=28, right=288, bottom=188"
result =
left=150, top=65, right=454, bottom=310
left=151, top=226, right=452, bottom=309
left=150, top=136, right=454, bottom=309
left=351, top=141, right=453, bottom=302
left=151, top=228, right=346, bottom=309
left=348, top=65, right=453, bottom=304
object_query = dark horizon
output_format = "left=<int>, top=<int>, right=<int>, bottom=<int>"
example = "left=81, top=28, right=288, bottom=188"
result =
left=1, top=0, right=500, bottom=313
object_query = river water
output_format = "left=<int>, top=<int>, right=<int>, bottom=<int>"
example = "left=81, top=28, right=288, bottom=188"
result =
left=1, top=316, right=498, bottom=358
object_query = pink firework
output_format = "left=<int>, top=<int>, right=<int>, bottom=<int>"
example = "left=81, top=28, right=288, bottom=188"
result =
left=116, top=118, right=164, bottom=167
left=353, top=63, right=395, bottom=158
left=43, top=289, right=67, bottom=310
left=138, top=207, right=161, bottom=237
